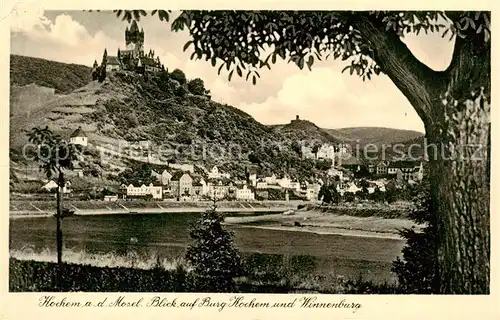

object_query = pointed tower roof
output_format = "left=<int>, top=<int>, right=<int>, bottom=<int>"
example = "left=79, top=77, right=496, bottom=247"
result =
left=130, top=20, right=139, bottom=32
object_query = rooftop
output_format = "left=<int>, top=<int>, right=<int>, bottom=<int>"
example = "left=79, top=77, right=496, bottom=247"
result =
left=70, top=126, right=87, bottom=138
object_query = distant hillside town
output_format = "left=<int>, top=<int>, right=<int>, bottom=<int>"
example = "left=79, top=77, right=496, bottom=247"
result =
left=31, top=125, right=425, bottom=203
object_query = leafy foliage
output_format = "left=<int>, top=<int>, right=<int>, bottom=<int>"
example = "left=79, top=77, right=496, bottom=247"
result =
left=110, top=10, right=489, bottom=84
left=185, top=205, right=244, bottom=292
left=26, top=127, right=79, bottom=178
left=170, top=68, right=187, bottom=85
left=392, top=180, right=438, bottom=293
left=187, top=77, right=206, bottom=95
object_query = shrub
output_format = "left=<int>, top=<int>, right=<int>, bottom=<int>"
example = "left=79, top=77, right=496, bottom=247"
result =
left=170, top=68, right=186, bottom=85
left=185, top=205, right=244, bottom=292
left=174, top=85, right=187, bottom=98
left=187, top=78, right=206, bottom=95
left=391, top=179, right=438, bottom=293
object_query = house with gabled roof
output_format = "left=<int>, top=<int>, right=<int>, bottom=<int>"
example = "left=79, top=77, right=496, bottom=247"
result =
left=70, top=126, right=88, bottom=147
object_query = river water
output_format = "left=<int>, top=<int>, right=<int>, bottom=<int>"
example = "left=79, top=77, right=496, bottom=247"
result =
left=9, top=212, right=405, bottom=283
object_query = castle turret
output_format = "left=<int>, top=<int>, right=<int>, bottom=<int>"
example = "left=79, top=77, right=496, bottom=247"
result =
left=102, top=48, right=108, bottom=65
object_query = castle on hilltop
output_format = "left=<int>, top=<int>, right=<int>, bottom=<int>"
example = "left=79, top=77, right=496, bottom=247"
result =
left=92, top=20, right=164, bottom=78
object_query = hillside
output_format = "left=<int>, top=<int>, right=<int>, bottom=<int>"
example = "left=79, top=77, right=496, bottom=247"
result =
left=10, top=55, right=92, bottom=94
left=9, top=66, right=332, bottom=182
left=336, top=127, right=424, bottom=146
left=273, top=119, right=344, bottom=144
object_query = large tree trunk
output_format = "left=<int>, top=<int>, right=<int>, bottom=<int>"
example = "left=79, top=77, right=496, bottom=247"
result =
left=56, top=171, right=64, bottom=264
left=355, top=14, right=490, bottom=294
left=426, top=35, right=491, bottom=294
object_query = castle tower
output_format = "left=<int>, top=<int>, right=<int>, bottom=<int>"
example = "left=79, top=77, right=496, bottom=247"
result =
left=101, top=48, right=108, bottom=65
left=125, top=20, right=144, bottom=53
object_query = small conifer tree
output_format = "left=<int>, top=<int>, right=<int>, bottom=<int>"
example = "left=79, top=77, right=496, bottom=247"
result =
left=185, top=203, right=244, bottom=292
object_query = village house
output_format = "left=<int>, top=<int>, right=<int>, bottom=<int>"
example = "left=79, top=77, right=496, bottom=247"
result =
left=126, top=183, right=163, bottom=199
left=376, top=161, right=389, bottom=175
left=207, top=166, right=231, bottom=179
left=104, top=195, right=119, bottom=202
left=69, top=126, right=88, bottom=147
left=264, top=173, right=277, bottom=185
left=192, top=176, right=208, bottom=199
left=390, top=161, right=424, bottom=182
left=288, top=181, right=301, bottom=192
left=170, top=172, right=193, bottom=201
left=41, top=180, right=71, bottom=194
left=236, top=184, right=255, bottom=201
left=277, top=175, right=291, bottom=189
left=151, top=169, right=172, bottom=185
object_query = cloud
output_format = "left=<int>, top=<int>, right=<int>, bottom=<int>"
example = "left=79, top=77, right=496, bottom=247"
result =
left=10, top=10, right=455, bottom=133
left=10, top=7, right=120, bottom=65
left=237, top=66, right=426, bottom=132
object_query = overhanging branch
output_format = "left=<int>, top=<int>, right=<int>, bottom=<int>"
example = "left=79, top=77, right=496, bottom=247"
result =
left=351, top=13, right=448, bottom=126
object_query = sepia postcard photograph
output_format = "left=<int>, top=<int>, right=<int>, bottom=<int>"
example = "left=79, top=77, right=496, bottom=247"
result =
left=1, top=1, right=498, bottom=319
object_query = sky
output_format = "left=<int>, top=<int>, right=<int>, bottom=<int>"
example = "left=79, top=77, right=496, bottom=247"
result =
left=10, top=6, right=457, bottom=133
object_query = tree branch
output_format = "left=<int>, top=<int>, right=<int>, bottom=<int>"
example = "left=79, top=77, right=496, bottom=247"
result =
left=352, top=13, right=447, bottom=127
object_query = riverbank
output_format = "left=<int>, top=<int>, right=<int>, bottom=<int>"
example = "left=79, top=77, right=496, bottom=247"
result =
left=9, top=199, right=301, bottom=218
left=225, top=209, right=421, bottom=240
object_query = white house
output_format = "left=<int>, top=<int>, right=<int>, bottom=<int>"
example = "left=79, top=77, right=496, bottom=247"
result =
left=264, top=174, right=277, bottom=185
left=41, top=180, right=58, bottom=191
left=236, top=185, right=255, bottom=201
left=277, top=176, right=291, bottom=189
left=41, top=180, right=71, bottom=193
left=208, top=166, right=230, bottom=179
left=69, top=126, right=88, bottom=147
left=152, top=169, right=172, bottom=185
left=104, top=195, right=118, bottom=202
left=289, top=181, right=301, bottom=192
left=127, top=183, right=163, bottom=199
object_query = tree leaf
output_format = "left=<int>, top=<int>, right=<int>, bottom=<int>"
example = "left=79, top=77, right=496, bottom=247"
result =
left=298, top=57, right=304, bottom=70
left=217, top=63, right=225, bottom=75
left=183, top=41, right=193, bottom=52
left=237, top=66, right=242, bottom=77
left=306, top=55, right=314, bottom=70
left=252, top=75, right=257, bottom=85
